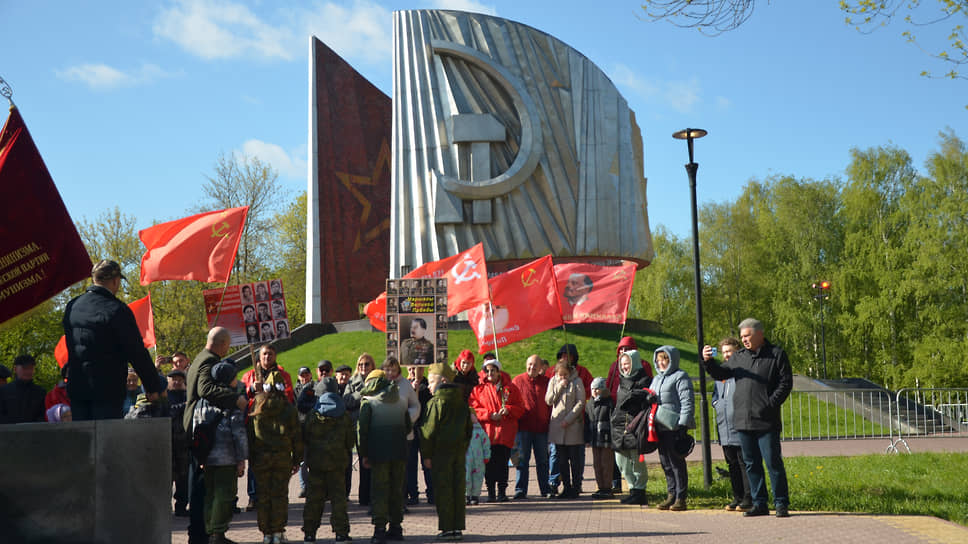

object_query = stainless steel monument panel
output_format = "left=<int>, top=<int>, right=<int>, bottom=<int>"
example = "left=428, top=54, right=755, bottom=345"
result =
left=391, top=9, right=653, bottom=276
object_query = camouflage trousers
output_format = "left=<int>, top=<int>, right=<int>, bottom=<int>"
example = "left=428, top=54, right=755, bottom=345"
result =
left=252, top=452, right=293, bottom=534
left=430, top=454, right=466, bottom=532
left=303, top=468, right=349, bottom=537
left=369, top=460, right=406, bottom=530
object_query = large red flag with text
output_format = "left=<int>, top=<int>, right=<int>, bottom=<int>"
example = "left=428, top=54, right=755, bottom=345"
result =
left=364, top=243, right=489, bottom=331
left=0, top=107, right=91, bottom=325
left=554, top=261, right=637, bottom=324
left=55, top=293, right=155, bottom=367
left=468, top=255, right=562, bottom=353
left=139, top=206, right=248, bottom=285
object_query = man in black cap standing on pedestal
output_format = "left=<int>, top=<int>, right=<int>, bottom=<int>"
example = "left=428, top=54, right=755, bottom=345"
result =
left=62, top=260, right=165, bottom=420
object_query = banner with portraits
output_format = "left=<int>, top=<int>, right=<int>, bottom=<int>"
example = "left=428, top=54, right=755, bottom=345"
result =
left=385, top=278, right=448, bottom=366
left=203, top=278, right=290, bottom=346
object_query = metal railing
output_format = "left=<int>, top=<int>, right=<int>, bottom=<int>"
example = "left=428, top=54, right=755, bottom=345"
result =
left=887, top=388, right=968, bottom=453
left=702, top=387, right=968, bottom=453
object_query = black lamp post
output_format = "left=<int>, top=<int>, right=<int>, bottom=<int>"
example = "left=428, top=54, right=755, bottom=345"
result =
left=672, top=127, right=712, bottom=489
left=812, top=281, right=830, bottom=379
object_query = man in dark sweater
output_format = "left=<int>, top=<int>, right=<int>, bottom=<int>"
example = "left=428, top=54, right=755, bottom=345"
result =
left=0, top=355, right=46, bottom=423
left=702, top=318, right=793, bottom=518
left=62, top=260, right=164, bottom=420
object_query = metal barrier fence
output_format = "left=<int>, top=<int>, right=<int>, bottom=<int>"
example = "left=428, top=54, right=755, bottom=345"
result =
left=701, top=387, right=968, bottom=453
left=887, top=387, right=968, bottom=453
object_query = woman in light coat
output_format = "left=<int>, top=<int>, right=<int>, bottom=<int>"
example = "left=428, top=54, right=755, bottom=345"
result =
left=544, top=361, right=586, bottom=499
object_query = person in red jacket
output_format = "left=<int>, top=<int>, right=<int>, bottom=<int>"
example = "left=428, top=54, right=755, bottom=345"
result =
left=511, top=355, right=551, bottom=499
left=241, top=345, right=295, bottom=404
left=469, top=358, right=524, bottom=503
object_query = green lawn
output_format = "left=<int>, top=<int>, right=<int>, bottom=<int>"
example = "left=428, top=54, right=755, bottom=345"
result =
left=676, top=452, right=968, bottom=526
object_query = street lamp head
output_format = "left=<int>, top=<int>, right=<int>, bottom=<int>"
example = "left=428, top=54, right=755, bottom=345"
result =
left=672, top=128, right=708, bottom=140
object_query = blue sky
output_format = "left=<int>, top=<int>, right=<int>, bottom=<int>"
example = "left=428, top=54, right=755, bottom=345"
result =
left=2, top=0, right=964, bottom=241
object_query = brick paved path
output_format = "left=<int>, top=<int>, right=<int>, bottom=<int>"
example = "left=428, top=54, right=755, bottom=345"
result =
left=170, top=438, right=968, bottom=544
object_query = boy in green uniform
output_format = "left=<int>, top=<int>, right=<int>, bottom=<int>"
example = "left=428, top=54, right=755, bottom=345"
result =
left=302, top=377, right=355, bottom=542
left=248, top=371, right=303, bottom=544
left=420, top=363, right=472, bottom=541
left=358, top=367, right=411, bottom=544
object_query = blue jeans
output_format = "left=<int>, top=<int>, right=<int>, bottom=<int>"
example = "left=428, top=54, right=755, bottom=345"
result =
left=514, top=431, right=550, bottom=496
left=738, top=429, right=789, bottom=509
left=548, top=442, right=559, bottom=488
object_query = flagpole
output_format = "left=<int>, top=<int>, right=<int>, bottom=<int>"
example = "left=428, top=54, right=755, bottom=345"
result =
left=487, top=302, right=501, bottom=361
left=211, top=268, right=236, bottom=326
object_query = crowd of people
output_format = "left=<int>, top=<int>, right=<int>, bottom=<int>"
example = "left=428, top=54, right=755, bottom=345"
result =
left=3, top=262, right=797, bottom=543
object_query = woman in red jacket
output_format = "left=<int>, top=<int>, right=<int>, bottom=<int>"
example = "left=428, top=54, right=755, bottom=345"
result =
left=469, top=358, right=524, bottom=502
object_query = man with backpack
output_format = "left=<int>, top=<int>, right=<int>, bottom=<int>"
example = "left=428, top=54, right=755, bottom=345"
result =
left=184, top=328, right=248, bottom=544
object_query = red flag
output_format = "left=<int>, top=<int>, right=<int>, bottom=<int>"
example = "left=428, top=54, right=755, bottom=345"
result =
left=127, top=293, right=156, bottom=348
left=55, top=335, right=68, bottom=368
left=364, top=292, right=387, bottom=332
left=0, top=107, right=91, bottom=324
left=139, top=206, right=248, bottom=285
left=406, top=243, right=488, bottom=316
left=468, top=256, right=562, bottom=353
left=555, top=261, right=637, bottom=324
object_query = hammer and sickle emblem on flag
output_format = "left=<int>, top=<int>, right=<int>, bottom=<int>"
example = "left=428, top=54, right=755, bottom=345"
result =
left=520, top=268, right=538, bottom=287
left=451, top=254, right=482, bottom=285
left=613, top=268, right=628, bottom=280
left=211, top=221, right=230, bottom=238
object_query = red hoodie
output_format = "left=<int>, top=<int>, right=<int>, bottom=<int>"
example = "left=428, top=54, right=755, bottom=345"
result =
left=606, top=336, right=652, bottom=398
left=469, top=369, right=525, bottom=448
left=512, top=371, right=551, bottom=433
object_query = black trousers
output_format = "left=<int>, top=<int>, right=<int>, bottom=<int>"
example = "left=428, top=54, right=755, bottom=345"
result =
left=485, top=444, right=511, bottom=491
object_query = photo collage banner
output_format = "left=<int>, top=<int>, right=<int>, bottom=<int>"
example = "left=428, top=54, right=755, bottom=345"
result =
left=385, top=278, right=448, bottom=366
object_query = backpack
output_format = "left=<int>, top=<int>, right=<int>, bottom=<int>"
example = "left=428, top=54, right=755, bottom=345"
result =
left=190, top=410, right=224, bottom=464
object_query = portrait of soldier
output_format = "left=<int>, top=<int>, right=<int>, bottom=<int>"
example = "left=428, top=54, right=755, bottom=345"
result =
left=563, top=273, right=593, bottom=306
left=260, top=322, right=275, bottom=341
left=271, top=299, right=286, bottom=320
left=437, top=331, right=448, bottom=348
left=241, top=284, right=254, bottom=304
left=400, top=317, right=434, bottom=366
left=436, top=278, right=448, bottom=293
left=269, top=279, right=284, bottom=299
left=257, top=302, right=271, bottom=322
left=243, top=304, right=257, bottom=323
left=255, top=282, right=270, bottom=301
left=387, top=332, right=398, bottom=349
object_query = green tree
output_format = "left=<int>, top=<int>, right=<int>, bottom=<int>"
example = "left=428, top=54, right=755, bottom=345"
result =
left=200, top=152, right=287, bottom=282
left=630, top=226, right=696, bottom=337
left=267, top=191, right=307, bottom=327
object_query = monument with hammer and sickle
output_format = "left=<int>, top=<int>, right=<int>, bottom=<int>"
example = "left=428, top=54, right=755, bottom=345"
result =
left=390, top=9, right=654, bottom=277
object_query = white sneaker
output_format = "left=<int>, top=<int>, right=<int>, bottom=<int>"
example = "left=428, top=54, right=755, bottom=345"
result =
left=262, top=535, right=273, bottom=544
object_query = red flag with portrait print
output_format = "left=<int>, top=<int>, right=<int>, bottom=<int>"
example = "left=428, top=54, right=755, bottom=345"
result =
left=468, top=255, right=562, bottom=353
left=554, top=261, right=636, bottom=324
left=139, top=206, right=248, bottom=285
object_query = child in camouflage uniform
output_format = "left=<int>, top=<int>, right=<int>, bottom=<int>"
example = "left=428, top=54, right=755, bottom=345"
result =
left=358, top=368, right=411, bottom=544
left=248, top=370, right=303, bottom=544
left=302, top=377, right=355, bottom=542
left=420, top=363, right=472, bottom=541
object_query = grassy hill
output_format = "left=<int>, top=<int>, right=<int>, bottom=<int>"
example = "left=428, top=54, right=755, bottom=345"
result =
left=270, top=327, right=701, bottom=379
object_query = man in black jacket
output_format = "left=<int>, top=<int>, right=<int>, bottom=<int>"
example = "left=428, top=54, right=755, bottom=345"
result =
left=0, top=355, right=46, bottom=423
left=62, top=260, right=165, bottom=420
left=701, top=318, right=793, bottom=518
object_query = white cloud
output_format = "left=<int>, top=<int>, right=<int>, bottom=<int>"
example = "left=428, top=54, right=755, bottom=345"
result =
left=425, top=0, right=498, bottom=16
left=610, top=62, right=703, bottom=114
left=55, top=62, right=177, bottom=90
left=154, top=0, right=293, bottom=60
left=240, top=139, right=307, bottom=180
left=297, top=1, right=393, bottom=66
left=153, top=0, right=394, bottom=67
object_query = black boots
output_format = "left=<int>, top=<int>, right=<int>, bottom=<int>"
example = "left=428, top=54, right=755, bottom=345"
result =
left=620, top=488, right=648, bottom=505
